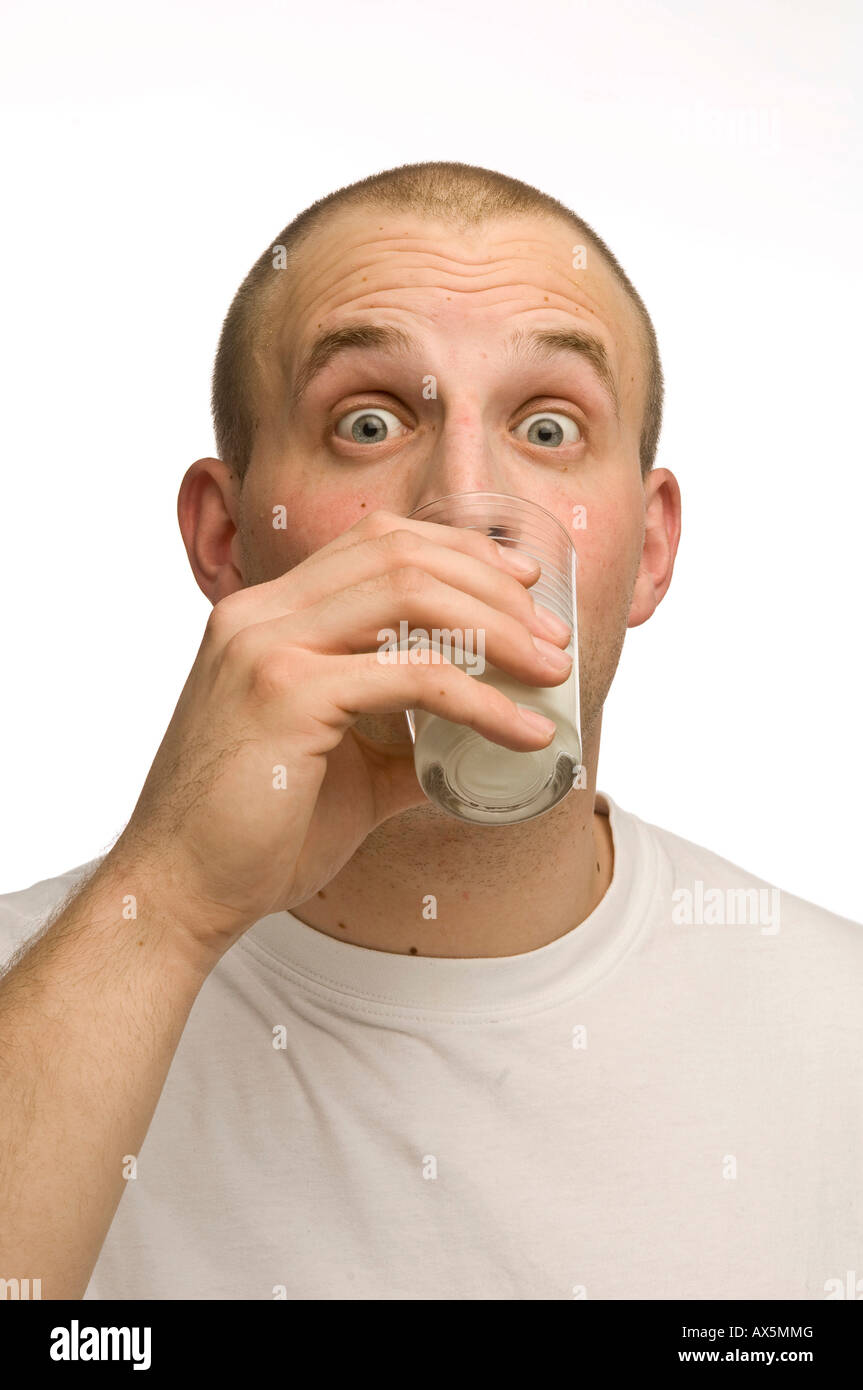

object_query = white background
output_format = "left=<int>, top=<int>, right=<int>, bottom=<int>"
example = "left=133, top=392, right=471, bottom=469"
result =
left=1, top=0, right=860, bottom=921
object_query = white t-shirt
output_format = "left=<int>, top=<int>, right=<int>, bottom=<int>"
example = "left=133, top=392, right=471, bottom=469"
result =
left=1, top=792, right=861, bottom=1301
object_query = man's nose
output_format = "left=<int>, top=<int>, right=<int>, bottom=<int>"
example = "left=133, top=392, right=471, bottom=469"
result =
left=412, top=403, right=510, bottom=507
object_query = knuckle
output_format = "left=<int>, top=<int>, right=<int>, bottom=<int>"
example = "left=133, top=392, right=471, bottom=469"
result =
left=390, top=564, right=428, bottom=599
left=359, top=508, right=400, bottom=539
left=205, top=592, right=246, bottom=642
left=247, top=646, right=298, bottom=699
left=377, top=527, right=421, bottom=563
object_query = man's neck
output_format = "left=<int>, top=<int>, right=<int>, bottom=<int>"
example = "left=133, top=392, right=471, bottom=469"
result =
left=290, top=764, right=614, bottom=959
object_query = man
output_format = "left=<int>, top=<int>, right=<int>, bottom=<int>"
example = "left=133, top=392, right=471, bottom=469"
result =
left=1, top=161, right=860, bottom=1302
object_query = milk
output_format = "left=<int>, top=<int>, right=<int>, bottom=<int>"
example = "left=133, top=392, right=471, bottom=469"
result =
left=412, top=656, right=581, bottom=824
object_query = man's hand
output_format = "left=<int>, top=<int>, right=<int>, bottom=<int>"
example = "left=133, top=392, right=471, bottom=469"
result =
left=113, top=509, right=573, bottom=964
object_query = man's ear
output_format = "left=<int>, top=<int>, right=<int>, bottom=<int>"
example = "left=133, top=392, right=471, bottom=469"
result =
left=627, top=467, right=682, bottom=629
left=177, top=457, right=246, bottom=605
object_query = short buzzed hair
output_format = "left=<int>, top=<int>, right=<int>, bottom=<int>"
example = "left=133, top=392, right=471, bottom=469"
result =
left=211, top=161, right=664, bottom=485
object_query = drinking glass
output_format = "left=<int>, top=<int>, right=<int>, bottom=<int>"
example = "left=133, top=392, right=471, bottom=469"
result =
left=403, top=492, right=582, bottom=825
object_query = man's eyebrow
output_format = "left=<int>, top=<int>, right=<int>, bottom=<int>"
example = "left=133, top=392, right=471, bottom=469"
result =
left=289, top=324, right=421, bottom=409
left=288, top=319, right=620, bottom=415
left=504, top=326, right=620, bottom=417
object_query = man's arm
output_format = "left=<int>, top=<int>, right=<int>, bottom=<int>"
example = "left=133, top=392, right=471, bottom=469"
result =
left=0, top=845, right=211, bottom=1300
left=0, top=509, right=569, bottom=1298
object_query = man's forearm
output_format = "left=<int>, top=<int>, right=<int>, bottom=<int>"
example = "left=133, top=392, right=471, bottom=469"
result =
left=0, top=848, right=211, bottom=1298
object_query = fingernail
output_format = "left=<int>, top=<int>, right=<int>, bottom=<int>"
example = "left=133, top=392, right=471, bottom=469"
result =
left=517, top=706, right=556, bottom=735
left=531, top=635, right=572, bottom=670
left=534, top=604, right=572, bottom=640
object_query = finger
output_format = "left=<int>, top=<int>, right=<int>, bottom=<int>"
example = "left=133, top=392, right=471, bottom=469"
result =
left=289, top=529, right=553, bottom=632
left=251, top=570, right=573, bottom=688
left=212, top=511, right=554, bottom=634
left=286, top=651, right=559, bottom=753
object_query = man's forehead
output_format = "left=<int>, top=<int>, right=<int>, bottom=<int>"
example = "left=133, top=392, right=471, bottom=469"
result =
left=293, top=207, right=585, bottom=268
left=257, top=209, right=645, bottom=412
left=270, top=209, right=629, bottom=322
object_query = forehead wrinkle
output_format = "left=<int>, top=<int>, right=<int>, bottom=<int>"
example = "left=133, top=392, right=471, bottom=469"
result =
left=287, top=239, right=514, bottom=314
left=269, top=224, right=637, bottom=421
left=286, top=224, right=604, bottom=314
left=272, top=225, right=619, bottom=355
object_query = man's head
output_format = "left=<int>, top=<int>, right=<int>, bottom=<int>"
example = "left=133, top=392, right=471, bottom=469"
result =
left=212, top=160, right=665, bottom=491
left=180, top=161, right=681, bottom=756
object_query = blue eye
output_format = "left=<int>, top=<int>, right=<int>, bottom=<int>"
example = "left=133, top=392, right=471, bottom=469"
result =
left=335, top=407, right=407, bottom=444
left=514, top=412, right=581, bottom=447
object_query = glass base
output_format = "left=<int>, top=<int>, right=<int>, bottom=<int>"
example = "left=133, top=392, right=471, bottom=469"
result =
left=419, top=742, right=579, bottom=825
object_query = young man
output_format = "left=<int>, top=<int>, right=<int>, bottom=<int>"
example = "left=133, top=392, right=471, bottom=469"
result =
left=1, top=161, right=860, bottom=1301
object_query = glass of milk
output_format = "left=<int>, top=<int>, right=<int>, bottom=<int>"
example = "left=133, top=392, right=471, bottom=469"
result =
left=403, top=492, right=581, bottom=825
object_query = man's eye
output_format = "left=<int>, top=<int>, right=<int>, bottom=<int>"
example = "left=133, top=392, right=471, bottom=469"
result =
left=334, top=407, right=407, bottom=444
left=513, top=412, right=581, bottom=448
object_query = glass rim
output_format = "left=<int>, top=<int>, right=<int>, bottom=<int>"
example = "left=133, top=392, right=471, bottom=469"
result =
left=407, top=490, right=575, bottom=549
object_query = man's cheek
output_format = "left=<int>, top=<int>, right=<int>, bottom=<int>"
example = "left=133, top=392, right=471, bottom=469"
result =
left=286, top=489, right=384, bottom=556
left=247, top=491, right=357, bottom=573
left=572, top=527, right=639, bottom=643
